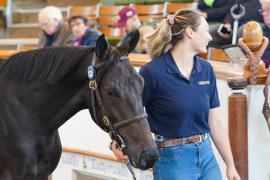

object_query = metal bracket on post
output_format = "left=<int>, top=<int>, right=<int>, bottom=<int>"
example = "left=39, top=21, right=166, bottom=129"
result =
left=231, top=4, right=245, bottom=45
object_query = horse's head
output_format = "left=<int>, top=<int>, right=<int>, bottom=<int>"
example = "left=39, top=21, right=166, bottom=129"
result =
left=87, top=31, right=157, bottom=170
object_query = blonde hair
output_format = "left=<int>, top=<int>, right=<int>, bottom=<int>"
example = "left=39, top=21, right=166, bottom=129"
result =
left=146, top=9, right=202, bottom=59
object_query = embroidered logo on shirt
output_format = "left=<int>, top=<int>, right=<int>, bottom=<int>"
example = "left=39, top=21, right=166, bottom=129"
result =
left=198, top=81, right=210, bottom=85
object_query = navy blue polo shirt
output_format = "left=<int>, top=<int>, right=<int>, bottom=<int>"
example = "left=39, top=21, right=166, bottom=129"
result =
left=139, top=51, right=220, bottom=138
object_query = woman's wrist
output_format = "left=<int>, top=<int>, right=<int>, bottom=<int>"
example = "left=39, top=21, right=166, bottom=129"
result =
left=226, top=161, right=236, bottom=169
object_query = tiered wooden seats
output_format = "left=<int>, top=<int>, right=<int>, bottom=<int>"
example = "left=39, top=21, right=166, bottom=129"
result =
left=8, top=2, right=197, bottom=39
left=17, top=44, right=38, bottom=51
left=98, top=16, right=118, bottom=27
left=66, top=6, right=98, bottom=27
left=166, top=2, right=194, bottom=14
left=0, top=38, right=38, bottom=50
left=46, top=0, right=99, bottom=7
left=0, top=0, right=6, bottom=7
left=97, top=5, right=125, bottom=38
left=8, top=24, right=40, bottom=38
left=99, top=5, right=124, bottom=16
left=131, top=4, right=164, bottom=23
left=67, top=6, right=97, bottom=21
left=207, top=47, right=229, bottom=62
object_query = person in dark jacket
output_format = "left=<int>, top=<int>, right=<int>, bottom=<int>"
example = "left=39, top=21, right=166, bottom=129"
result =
left=68, top=15, right=101, bottom=47
left=260, top=0, right=270, bottom=67
left=209, top=0, right=263, bottom=47
left=198, top=0, right=230, bottom=23
left=223, top=0, right=263, bottom=27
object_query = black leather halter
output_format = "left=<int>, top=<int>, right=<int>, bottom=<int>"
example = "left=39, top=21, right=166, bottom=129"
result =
left=88, top=55, right=147, bottom=152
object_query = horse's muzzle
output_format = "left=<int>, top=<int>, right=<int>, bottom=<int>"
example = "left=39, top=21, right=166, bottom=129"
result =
left=137, top=148, right=158, bottom=170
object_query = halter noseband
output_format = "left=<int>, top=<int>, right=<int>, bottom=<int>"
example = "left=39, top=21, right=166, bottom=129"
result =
left=88, top=55, right=147, bottom=151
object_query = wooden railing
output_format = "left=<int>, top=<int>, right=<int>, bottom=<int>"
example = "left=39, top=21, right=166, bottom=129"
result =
left=0, top=0, right=6, bottom=7
left=63, top=146, right=117, bottom=162
left=0, top=50, right=245, bottom=81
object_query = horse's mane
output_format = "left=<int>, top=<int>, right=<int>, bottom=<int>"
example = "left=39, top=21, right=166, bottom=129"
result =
left=0, top=47, right=93, bottom=84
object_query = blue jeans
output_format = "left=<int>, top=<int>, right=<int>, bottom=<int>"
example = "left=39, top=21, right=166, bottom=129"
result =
left=153, top=135, right=222, bottom=180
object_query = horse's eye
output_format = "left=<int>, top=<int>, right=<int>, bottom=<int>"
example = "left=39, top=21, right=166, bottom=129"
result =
left=105, top=88, right=119, bottom=97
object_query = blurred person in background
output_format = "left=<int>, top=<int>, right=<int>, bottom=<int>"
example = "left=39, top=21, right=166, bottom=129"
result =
left=116, top=6, right=153, bottom=54
left=208, top=0, right=263, bottom=48
left=260, top=0, right=270, bottom=67
left=68, top=15, right=101, bottom=47
left=38, top=6, right=75, bottom=47
left=116, top=6, right=141, bottom=39
left=198, top=0, right=230, bottom=23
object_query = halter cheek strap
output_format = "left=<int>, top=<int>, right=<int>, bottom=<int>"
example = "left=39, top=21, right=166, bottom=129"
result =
left=87, top=56, right=147, bottom=180
left=87, top=56, right=147, bottom=152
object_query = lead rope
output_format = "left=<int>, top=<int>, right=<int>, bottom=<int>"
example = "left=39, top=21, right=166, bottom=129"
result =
left=126, top=162, right=136, bottom=180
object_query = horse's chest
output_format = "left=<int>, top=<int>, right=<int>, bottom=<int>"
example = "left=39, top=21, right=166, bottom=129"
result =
left=1, top=132, right=61, bottom=178
left=28, top=133, right=62, bottom=175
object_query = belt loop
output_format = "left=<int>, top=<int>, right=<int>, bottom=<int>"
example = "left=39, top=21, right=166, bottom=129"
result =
left=204, top=133, right=208, bottom=140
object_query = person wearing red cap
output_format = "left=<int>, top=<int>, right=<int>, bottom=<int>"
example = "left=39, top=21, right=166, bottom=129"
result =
left=115, top=6, right=142, bottom=49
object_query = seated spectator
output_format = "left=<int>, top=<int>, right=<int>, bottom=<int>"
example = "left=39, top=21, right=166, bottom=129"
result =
left=208, top=0, right=263, bottom=48
left=68, top=15, right=101, bottom=47
left=136, top=26, right=154, bottom=54
left=260, top=0, right=270, bottom=67
left=198, top=0, right=230, bottom=23
left=38, top=6, right=75, bottom=48
left=116, top=7, right=141, bottom=45
left=116, top=6, right=153, bottom=54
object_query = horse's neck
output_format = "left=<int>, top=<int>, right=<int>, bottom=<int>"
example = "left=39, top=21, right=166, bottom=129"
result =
left=29, top=80, right=88, bottom=132
left=0, top=59, right=5, bottom=67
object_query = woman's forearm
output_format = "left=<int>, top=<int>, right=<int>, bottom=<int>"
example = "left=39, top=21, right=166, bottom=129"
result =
left=209, top=108, right=235, bottom=167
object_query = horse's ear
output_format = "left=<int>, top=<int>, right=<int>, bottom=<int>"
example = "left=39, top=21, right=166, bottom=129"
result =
left=96, top=34, right=109, bottom=59
left=118, top=29, right=140, bottom=54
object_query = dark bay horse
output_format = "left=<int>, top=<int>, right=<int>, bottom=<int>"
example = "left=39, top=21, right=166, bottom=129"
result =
left=0, top=32, right=157, bottom=180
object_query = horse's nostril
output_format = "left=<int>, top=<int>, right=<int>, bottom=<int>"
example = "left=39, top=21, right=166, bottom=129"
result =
left=139, top=150, right=158, bottom=170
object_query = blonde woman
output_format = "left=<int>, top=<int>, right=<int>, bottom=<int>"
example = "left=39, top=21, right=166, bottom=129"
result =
left=111, top=9, right=240, bottom=180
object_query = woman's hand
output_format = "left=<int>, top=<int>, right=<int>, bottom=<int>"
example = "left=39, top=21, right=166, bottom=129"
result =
left=109, top=141, right=129, bottom=164
left=218, top=23, right=232, bottom=39
left=226, top=165, right=241, bottom=180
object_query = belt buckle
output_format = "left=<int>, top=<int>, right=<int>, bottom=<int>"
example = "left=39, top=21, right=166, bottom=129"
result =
left=197, top=135, right=202, bottom=142
left=155, top=134, right=164, bottom=143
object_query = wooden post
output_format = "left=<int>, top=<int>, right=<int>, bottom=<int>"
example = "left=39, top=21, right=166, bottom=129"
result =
left=229, top=92, right=248, bottom=180
left=227, top=77, right=248, bottom=180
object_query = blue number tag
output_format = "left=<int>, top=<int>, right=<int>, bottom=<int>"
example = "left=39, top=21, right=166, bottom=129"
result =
left=87, top=66, right=95, bottom=80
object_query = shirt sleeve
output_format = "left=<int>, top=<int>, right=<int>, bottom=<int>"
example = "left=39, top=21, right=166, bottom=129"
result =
left=209, top=65, right=220, bottom=108
left=139, top=66, right=156, bottom=106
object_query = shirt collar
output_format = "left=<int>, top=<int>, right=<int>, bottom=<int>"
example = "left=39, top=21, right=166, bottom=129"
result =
left=165, top=51, right=203, bottom=74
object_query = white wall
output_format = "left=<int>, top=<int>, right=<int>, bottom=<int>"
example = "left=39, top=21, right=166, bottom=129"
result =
left=58, top=110, right=112, bottom=155
left=247, top=86, right=270, bottom=180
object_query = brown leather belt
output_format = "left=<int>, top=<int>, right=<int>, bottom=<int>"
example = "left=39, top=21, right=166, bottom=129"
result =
left=156, top=133, right=208, bottom=149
